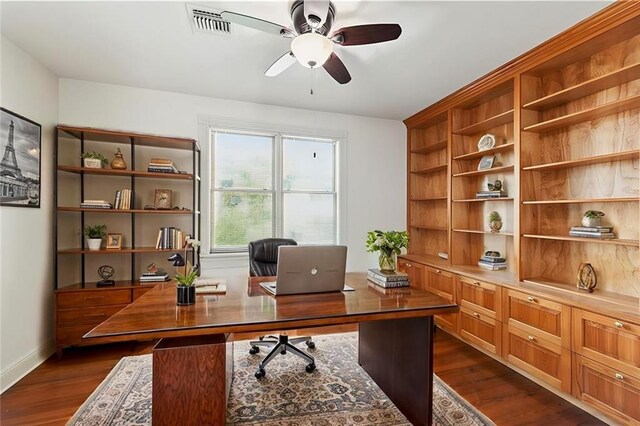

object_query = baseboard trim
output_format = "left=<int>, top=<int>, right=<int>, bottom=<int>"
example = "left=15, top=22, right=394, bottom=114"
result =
left=1, top=340, right=55, bottom=394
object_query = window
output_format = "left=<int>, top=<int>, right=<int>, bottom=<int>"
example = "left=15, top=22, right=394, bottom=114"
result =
left=210, top=129, right=338, bottom=253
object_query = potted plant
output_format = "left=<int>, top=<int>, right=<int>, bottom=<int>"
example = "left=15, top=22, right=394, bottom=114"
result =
left=83, top=224, right=107, bottom=250
left=81, top=151, right=108, bottom=169
left=488, top=211, right=502, bottom=233
left=366, top=230, right=409, bottom=272
left=175, top=267, right=198, bottom=306
left=582, top=210, right=605, bottom=227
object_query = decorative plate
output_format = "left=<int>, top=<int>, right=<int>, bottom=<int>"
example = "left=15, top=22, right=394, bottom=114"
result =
left=477, top=134, right=496, bottom=151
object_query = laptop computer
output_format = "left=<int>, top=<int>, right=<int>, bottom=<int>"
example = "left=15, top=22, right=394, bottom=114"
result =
left=260, top=245, right=353, bottom=295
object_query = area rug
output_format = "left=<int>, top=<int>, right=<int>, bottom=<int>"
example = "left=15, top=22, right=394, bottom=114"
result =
left=67, top=333, right=493, bottom=425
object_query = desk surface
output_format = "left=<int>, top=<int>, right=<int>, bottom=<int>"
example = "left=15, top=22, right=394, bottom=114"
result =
left=85, top=272, right=458, bottom=342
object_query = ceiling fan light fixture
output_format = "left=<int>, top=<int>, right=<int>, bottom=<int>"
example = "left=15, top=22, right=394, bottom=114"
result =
left=291, top=32, right=333, bottom=68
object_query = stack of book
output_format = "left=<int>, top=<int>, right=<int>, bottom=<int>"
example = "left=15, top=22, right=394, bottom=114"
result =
left=113, top=189, right=133, bottom=210
left=475, top=190, right=507, bottom=199
left=569, top=226, right=615, bottom=240
left=148, top=158, right=179, bottom=174
left=367, top=269, right=410, bottom=288
left=478, top=255, right=507, bottom=271
left=80, top=199, right=112, bottom=209
left=139, top=269, right=170, bottom=283
left=155, top=227, right=185, bottom=250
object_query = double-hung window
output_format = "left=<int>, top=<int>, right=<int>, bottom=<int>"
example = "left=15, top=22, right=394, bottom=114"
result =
left=210, top=129, right=338, bottom=253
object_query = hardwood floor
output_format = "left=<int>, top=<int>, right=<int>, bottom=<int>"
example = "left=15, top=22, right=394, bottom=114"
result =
left=1, top=329, right=604, bottom=425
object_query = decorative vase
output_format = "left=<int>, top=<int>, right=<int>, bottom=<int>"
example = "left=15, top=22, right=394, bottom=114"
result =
left=87, top=238, right=102, bottom=251
left=176, top=285, right=196, bottom=306
left=110, top=148, right=127, bottom=170
left=83, top=158, right=102, bottom=169
left=378, top=250, right=396, bottom=272
left=582, top=216, right=601, bottom=227
left=489, top=220, right=503, bottom=233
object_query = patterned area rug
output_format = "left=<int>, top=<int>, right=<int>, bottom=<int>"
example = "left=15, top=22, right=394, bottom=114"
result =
left=67, top=333, right=493, bottom=425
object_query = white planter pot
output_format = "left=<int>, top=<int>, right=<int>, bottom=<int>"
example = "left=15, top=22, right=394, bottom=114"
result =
left=84, top=158, right=102, bottom=168
left=582, top=216, right=601, bottom=227
left=87, top=238, right=102, bottom=251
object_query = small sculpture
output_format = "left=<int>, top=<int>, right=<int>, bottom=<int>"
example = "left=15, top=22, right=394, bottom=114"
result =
left=487, top=179, right=502, bottom=191
left=97, top=265, right=115, bottom=287
left=110, top=148, right=127, bottom=170
left=576, top=263, right=597, bottom=292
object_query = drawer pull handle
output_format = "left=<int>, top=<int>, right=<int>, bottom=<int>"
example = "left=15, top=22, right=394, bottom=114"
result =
left=615, top=373, right=624, bottom=381
left=473, top=281, right=480, bottom=286
left=527, top=336, right=535, bottom=342
left=436, top=269, right=441, bottom=274
left=472, top=312, right=480, bottom=318
left=614, top=321, right=624, bottom=328
left=407, top=264, right=412, bottom=268
left=84, top=313, right=106, bottom=318
left=527, top=296, right=536, bottom=303
left=84, top=296, right=105, bottom=301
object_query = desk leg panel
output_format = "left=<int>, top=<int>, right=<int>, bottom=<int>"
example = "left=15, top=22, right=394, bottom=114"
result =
left=152, top=334, right=233, bottom=426
left=359, top=316, right=433, bottom=426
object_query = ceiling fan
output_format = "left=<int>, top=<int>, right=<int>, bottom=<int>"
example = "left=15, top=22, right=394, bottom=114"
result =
left=220, top=0, right=402, bottom=84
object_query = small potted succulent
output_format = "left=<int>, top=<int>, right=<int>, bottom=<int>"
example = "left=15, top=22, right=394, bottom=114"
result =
left=175, top=267, right=198, bottom=306
left=582, top=210, right=605, bottom=227
left=488, top=211, right=502, bottom=233
left=366, top=230, right=409, bottom=272
left=83, top=224, right=107, bottom=250
left=81, top=151, right=108, bottom=169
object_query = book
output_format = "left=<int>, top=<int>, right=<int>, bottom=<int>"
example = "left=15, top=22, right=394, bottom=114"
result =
left=477, top=262, right=507, bottom=271
left=139, top=275, right=170, bottom=282
left=570, top=226, right=613, bottom=233
left=569, top=231, right=615, bottom=239
left=479, top=256, right=507, bottom=263
left=367, top=268, right=409, bottom=282
left=475, top=191, right=507, bottom=198
left=367, top=275, right=410, bottom=288
left=147, top=167, right=178, bottom=174
left=149, top=158, right=173, bottom=165
left=195, top=284, right=227, bottom=295
left=80, top=204, right=112, bottom=209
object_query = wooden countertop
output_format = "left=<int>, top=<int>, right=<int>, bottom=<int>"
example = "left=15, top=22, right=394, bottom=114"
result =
left=84, top=272, right=458, bottom=342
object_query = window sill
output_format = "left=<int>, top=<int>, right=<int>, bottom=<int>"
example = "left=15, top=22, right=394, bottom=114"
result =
left=201, top=252, right=249, bottom=270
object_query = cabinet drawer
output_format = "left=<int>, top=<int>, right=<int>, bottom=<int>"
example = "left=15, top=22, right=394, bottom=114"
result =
left=424, top=266, right=454, bottom=301
left=458, top=276, right=500, bottom=319
left=459, top=306, right=501, bottom=355
left=57, top=304, right=128, bottom=326
left=435, top=312, right=458, bottom=334
left=573, top=308, right=640, bottom=378
left=57, top=324, right=96, bottom=347
left=502, top=289, right=570, bottom=348
left=573, top=354, right=640, bottom=425
left=397, top=259, right=425, bottom=289
left=503, top=324, right=571, bottom=393
left=57, top=289, right=132, bottom=309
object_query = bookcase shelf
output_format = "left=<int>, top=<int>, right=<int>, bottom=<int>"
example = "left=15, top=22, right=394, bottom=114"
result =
left=522, top=234, right=639, bottom=247
left=411, top=225, right=448, bottom=231
left=452, top=165, right=514, bottom=178
left=411, top=139, right=448, bottom=154
left=410, top=196, right=448, bottom=201
left=412, top=164, right=448, bottom=174
left=58, top=207, right=196, bottom=215
left=522, top=150, right=639, bottom=171
left=58, top=165, right=194, bottom=180
left=58, top=247, right=178, bottom=254
left=452, top=198, right=514, bottom=203
left=522, top=197, right=639, bottom=205
left=453, top=110, right=514, bottom=135
left=452, top=143, right=514, bottom=161
left=453, top=229, right=514, bottom=236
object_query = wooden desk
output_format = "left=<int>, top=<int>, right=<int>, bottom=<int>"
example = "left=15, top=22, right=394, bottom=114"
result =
left=86, top=272, right=458, bottom=425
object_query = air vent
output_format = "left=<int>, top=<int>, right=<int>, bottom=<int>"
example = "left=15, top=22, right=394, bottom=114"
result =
left=186, top=4, right=231, bottom=34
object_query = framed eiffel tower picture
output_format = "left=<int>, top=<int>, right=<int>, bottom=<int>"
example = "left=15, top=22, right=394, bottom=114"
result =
left=1, top=108, right=41, bottom=208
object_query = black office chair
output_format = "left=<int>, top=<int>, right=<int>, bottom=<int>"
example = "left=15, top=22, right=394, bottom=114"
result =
left=248, top=238, right=316, bottom=378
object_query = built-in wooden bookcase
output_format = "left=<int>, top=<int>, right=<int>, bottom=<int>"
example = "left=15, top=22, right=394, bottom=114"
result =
left=407, top=112, right=449, bottom=261
left=519, top=21, right=640, bottom=299
left=450, top=79, right=517, bottom=276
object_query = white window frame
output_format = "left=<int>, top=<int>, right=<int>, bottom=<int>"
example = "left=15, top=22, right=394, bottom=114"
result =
left=198, top=115, right=347, bottom=260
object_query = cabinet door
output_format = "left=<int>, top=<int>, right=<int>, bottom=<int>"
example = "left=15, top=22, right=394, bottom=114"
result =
left=502, top=289, right=571, bottom=349
left=459, top=306, right=501, bottom=355
left=573, top=354, right=640, bottom=425
left=503, top=324, right=571, bottom=393
left=573, top=309, right=640, bottom=378
left=397, top=259, right=425, bottom=289
left=424, top=266, right=454, bottom=301
left=458, top=276, right=500, bottom=319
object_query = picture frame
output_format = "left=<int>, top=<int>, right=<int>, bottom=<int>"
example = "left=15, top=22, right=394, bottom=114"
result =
left=477, top=155, right=496, bottom=171
left=106, top=233, right=123, bottom=250
left=0, top=108, right=41, bottom=208
left=154, top=189, right=173, bottom=210
left=477, top=134, right=496, bottom=151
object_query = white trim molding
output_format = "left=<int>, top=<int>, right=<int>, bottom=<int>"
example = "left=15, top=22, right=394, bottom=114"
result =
left=1, top=340, right=55, bottom=394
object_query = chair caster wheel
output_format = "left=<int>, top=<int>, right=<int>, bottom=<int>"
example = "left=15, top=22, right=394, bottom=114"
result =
left=255, top=368, right=266, bottom=379
left=249, top=346, right=260, bottom=355
left=306, top=341, right=315, bottom=349
left=281, top=350, right=286, bottom=355
left=305, top=363, right=316, bottom=373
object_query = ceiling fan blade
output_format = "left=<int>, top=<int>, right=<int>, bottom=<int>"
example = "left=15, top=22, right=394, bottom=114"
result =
left=323, top=53, right=351, bottom=84
left=265, top=51, right=297, bottom=77
left=304, top=0, right=330, bottom=29
left=220, top=11, right=294, bottom=37
left=332, top=24, right=402, bottom=46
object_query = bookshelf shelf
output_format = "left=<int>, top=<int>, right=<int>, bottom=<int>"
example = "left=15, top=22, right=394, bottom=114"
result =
left=412, top=164, right=448, bottom=174
left=522, top=234, right=638, bottom=247
left=453, top=110, right=514, bottom=135
left=522, top=197, right=639, bottom=205
left=58, top=247, right=178, bottom=254
left=452, top=197, right=514, bottom=203
left=58, top=207, right=195, bottom=214
left=410, top=196, right=448, bottom=201
left=411, top=139, right=448, bottom=154
left=521, top=150, right=639, bottom=171
left=57, top=165, right=193, bottom=180
left=453, top=229, right=514, bottom=236
left=452, top=165, right=514, bottom=178
left=411, top=225, right=448, bottom=231
left=453, top=143, right=514, bottom=161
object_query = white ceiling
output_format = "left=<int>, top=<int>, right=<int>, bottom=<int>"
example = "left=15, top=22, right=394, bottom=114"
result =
left=1, top=1, right=611, bottom=120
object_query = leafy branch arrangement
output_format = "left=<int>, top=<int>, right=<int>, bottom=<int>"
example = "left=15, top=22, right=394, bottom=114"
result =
left=366, top=230, right=409, bottom=255
left=82, top=224, right=107, bottom=239
left=81, top=151, right=108, bottom=165
left=175, top=267, right=198, bottom=287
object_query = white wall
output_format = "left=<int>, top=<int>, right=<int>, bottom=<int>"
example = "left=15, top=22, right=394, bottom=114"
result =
left=58, top=79, right=407, bottom=279
left=0, top=36, right=58, bottom=392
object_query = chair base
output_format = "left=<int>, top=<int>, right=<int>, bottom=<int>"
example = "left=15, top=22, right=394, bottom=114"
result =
left=249, top=335, right=315, bottom=379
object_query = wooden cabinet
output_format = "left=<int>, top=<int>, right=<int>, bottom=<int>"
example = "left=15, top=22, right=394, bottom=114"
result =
left=397, top=258, right=425, bottom=289
left=573, top=354, right=640, bottom=425
left=458, top=276, right=500, bottom=319
left=459, top=306, right=501, bottom=355
left=424, top=265, right=454, bottom=301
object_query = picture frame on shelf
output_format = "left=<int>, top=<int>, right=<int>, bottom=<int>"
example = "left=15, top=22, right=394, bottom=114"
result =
left=0, top=108, right=41, bottom=208
left=477, top=155, right=495, bottom=171
left=154, top=189, right=173, bottom=210
left=477, top=134, right=496, bottom=151
left=106, top=233, right=123, bottom=249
